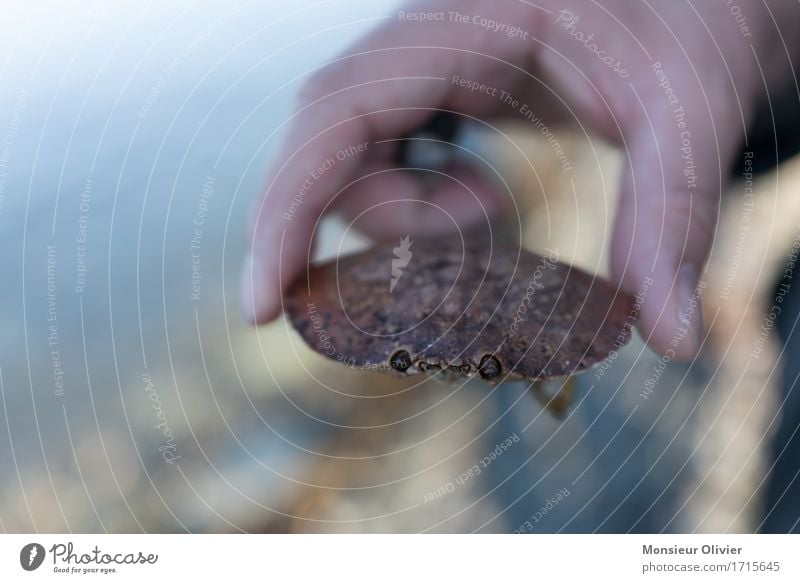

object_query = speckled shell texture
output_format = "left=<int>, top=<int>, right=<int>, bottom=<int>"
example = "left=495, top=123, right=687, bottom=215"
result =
left=285, top=236, right=635, bottom=383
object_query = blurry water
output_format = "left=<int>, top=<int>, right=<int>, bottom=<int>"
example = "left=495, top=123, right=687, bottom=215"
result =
left=0, top=0, right=399, bottom=531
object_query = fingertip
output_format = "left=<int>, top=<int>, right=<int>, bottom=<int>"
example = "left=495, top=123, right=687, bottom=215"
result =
left=239, top=253, right=281, bottom=326
left=630, top=263, right=704, bottom=362
left=639, top=322, right=701, bottom=363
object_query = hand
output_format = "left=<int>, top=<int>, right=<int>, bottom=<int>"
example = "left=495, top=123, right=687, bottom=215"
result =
left=241, top=0, right=797, bottom=360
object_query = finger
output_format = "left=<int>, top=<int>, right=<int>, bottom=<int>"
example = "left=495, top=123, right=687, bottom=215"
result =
left=241, top=90, right=440, bottom=324
left=611, top=99, right=741, bottom=360
left=334, top=161, right=510, bottom=240
left=241, top=6, right=541, bottom=325
left=242, top=37, right=485, bottom=324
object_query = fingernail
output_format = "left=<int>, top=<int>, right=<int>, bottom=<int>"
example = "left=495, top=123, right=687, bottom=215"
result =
left=240, top=253, right=269, bottom=325
left=676, top=263, right=703, bottom=349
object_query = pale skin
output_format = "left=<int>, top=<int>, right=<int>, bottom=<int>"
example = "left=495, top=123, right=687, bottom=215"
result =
left=241, top=0, right=800, bottom=360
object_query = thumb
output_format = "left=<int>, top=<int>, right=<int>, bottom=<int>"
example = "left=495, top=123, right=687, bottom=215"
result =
left=611, top=106, right=735, bottom=360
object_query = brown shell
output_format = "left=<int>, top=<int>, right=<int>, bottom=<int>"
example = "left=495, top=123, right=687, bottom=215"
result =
left=285, top=236, right=635, bottom=383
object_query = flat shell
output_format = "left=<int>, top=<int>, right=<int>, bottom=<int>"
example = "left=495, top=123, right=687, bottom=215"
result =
left=285, top=236, right=635, bottom=383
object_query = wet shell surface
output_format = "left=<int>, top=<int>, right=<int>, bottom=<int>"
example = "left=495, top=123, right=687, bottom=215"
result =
left=285, top=236, right=636, bottom=384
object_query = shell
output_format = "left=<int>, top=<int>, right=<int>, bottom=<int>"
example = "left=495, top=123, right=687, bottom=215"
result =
left=285, top=236, right=636, bottom=383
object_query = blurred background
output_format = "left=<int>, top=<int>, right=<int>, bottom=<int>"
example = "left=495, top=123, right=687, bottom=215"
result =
left=0, top=0, right=795, bottom=533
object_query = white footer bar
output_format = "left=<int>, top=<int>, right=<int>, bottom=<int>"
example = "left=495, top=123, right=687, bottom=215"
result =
left=1, top=534, right=796, bottom=582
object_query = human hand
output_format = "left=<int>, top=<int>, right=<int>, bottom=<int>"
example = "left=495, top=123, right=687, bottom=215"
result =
left=241, top=0, right=798, bottom=360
